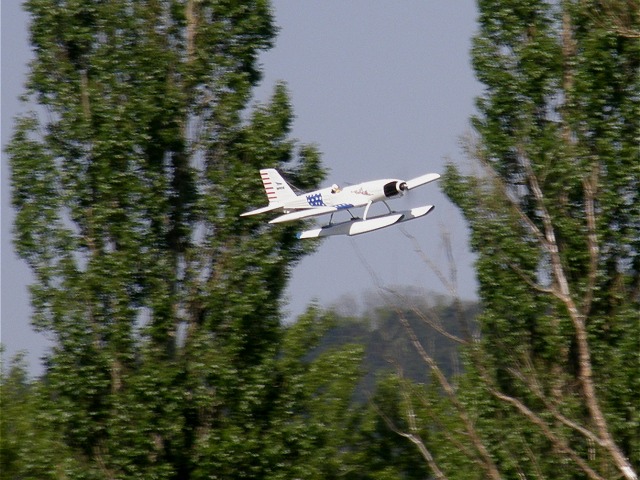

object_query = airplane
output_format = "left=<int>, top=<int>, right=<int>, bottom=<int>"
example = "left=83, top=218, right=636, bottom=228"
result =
left=240, top=168, right=440, bottom=238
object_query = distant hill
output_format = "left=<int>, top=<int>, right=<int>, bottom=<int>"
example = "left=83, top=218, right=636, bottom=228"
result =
left=318, top=290, right=480, bottom=399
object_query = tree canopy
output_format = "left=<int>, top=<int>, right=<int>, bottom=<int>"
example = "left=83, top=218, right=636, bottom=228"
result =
left=440, top=1, right=639, bottom=478
left=5, top=1, right=362, bottom=478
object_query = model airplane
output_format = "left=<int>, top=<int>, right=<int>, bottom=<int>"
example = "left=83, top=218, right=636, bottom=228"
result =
left=241, top=169, right=440, bottom=238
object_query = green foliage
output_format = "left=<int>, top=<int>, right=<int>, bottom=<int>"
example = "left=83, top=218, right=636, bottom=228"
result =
left=1, top=353, right=82, bottom=479
left=5, top=1, right=368, bottom=478
left=322, top=293, right=479, bottom=395
left=347, top=376, right=432, bottom=480
left=441, top=0, right=640, bottom=478
left=317, top=294, right=480, bottom=480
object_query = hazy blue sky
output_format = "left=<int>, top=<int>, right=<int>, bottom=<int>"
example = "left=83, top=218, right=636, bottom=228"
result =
left=2, top=1, right=481, bottom=372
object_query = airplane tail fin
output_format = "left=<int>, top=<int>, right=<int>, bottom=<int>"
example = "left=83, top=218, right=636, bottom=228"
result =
left=260, top=169, right=297, bottom=204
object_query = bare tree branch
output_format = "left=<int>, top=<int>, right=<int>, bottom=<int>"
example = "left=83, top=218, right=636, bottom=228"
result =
left=519, top=147, right=637, bottom=480
left=507, top=261, right=555, bottom=295
left=589, top=0, right=640, bottom=38
left=397, top=312, right=503, bottom=480
left=506, top=363, right=606, bottom=449
left=382, top=291, right=469, bottom=346
left=489, top=387, right=607, bottom=480
left=582, top=166, right=600, bottom=315
left=185, top=0, right=198, bottom=63
left=400, top=226, right=459, bottom=297
left=370, top=400, right=448, bottom=480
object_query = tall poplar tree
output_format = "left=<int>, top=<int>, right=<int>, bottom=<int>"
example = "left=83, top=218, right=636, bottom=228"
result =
left=6, top=1, right=360, bottom=478
left=440, top=1, right=639, bottom=478
left=360, top=2, right=638, bottom=479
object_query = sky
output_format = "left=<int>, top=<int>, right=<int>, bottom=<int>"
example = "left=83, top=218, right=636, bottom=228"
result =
left=1, top=1, right=481, bottom=373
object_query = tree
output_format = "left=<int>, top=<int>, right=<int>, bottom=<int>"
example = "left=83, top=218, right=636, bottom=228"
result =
left=441, top=0, right=638, bottom=478
left=1, top=353, right=57, bottom=479
left=361, top=1, right=638, bottom=479
left=330, top=293, right=479, bottom=480
left=6, top=1, right=358, bottom=478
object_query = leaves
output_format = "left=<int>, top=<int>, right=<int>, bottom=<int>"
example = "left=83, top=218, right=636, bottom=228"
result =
left=442, top=1, right=640, bottom=478
left=4, top=1, right=362, bottom=478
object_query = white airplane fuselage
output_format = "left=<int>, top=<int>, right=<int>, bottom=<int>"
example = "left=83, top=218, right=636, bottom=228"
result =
left=280, top=178, right=407, bottom=212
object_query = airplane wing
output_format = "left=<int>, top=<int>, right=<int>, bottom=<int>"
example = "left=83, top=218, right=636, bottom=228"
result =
left=405, top=173, right=441, bottom=190
left=240, top=204, right=283, bottom=217
left=269, top=206, right=338, bottom=224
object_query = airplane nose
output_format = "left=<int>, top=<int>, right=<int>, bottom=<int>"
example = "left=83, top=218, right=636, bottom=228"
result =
left=383, top=180, right=408, bottom=198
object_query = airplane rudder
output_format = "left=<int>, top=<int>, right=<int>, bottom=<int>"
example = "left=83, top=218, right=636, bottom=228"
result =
left=260, top=169, right=279, bottom=203
left=259, top=168, right=296, bottom=203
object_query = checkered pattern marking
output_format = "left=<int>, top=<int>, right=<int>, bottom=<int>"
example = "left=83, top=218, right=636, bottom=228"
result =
left=306, top=193, right=325, bottom=207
